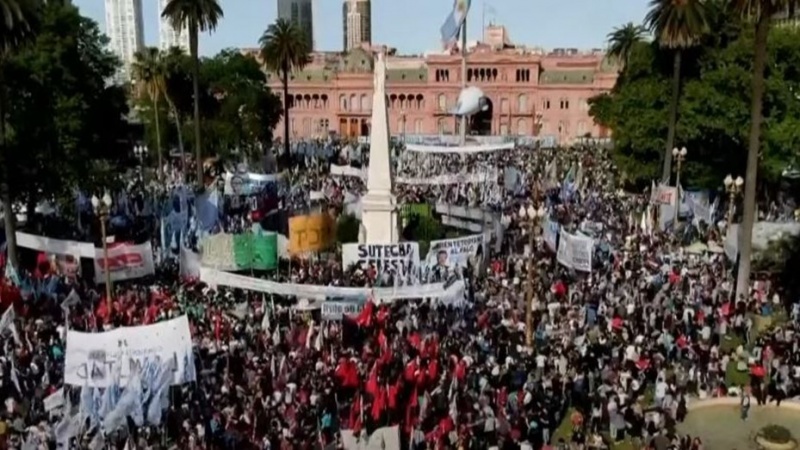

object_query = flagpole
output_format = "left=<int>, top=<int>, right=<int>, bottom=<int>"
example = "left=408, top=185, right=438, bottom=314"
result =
left=459, top=15, right=467, bottom=147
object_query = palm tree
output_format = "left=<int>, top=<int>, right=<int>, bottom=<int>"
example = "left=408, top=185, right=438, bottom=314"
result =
left=645, top=0, right=709, bottom=182
left=606, top=22, right=647, bottom=69
left=132, top=47, right=166, bottom=181
left=731, top=0, right=798, bottom=298
left=259, top=19, right=311, bottom=170
left=162, top=46, right=188, bottom=175
left=1, top=0, right=42, bottom=270
left=161, top=0, right=223, bottom=187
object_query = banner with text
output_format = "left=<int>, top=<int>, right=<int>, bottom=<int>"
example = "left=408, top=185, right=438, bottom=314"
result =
left=94, top=242, right=156, bottom=284
left=289, top=214, right=334, bottom=255
left=64, top=315, right=194, bottom=388
left=556, top=231, right=594, bottom=272
left=425, top=234, right=485, bottom=269
left=321, top=300, right=367, bottom=321
left=341, top=242, right=420, bottom=283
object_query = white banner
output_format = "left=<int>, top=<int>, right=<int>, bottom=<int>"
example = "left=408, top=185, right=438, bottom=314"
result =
left=544, top=219, right=559, bottom=252
left=653, top=185, right=678, bottom=206
left=199, top=266, right=463, bottom=301
left=556, top=232, right=594, bottom=272
left=321, top=301, right=366, bottom=321
left=425, top=234, right=485, bottom=269
left=16, top=232, right=95, bottom=258
left=93, top=242, right=156, bottom=284
left=223, top=171, right=284, bottom=195
left=64, top=316, right=195, bottom=388
left=330, top=165, right=497, bottom=186
left=342, top=243, right=420, bottom=283
left=404, top=142, right=515, bottom=153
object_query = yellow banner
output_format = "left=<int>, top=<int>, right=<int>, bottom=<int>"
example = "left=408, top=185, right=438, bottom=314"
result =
left=289, top=214, right=333, bottom=255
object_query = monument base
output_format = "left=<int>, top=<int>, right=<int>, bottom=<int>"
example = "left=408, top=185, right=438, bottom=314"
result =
left=360, top=192, right=399, bottom=244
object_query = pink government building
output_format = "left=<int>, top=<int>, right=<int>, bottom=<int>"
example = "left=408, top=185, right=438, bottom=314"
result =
left=249, top=25, right=618, bottom=145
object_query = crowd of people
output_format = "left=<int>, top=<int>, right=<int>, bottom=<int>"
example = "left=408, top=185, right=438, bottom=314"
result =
left=0, top=139, right=798, bottom=450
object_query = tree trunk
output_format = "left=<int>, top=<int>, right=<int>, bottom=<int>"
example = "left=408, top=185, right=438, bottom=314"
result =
left=662, top=49, right=682, bottom=182
left=153, top=95, right=163, bottom=183
left=282, top=62, right=290, bottom=171
left=166, top=96, right=186, bottom=184
left=736, top=13, right=770, bottom=298
left=0, top=68, right=17, bottom=270
left=190, top=25, right=203, bottom=188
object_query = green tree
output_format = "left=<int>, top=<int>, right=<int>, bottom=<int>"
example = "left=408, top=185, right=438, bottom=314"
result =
left=606, top=22, right=647, bottom=69
left=161, top=0, right=223, bottom=186
left=132, top=47, right=167, bottom=180
left=645, top=0, right=709, bottom=182
left=259, top=19, right=311, bottom=169
left=731, top=0, right=799, bottom=297
left=589, top=23, right=800, bottom=190
left=1, top=0, right=42, bottom=269
left=199, top=49, right=282, bottom=162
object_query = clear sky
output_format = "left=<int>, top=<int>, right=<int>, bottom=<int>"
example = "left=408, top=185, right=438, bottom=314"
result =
left=75, top=0, right=650, bottom=56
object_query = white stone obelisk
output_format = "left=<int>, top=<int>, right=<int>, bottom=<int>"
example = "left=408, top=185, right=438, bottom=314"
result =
left=359, top=52, right=399, bottom=244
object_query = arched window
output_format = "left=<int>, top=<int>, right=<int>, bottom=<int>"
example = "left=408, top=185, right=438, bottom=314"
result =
left=350, top=94, right=358, bottom=111
left=518, top=94, right=528, bottom=113
left=437, top=118, right=446, bottom=134
left=360, top=94, right=369, bottom=111
left=500, top=98, right=509, bottom=114
left=416, top=94, right=424, bottom=109
left=437, top=94, right=447, bottom=111
left=339, top=95, right=347, bottom=111
left=517, top=119, right=528, bottom=135
left=415, top=118, right=423, bottom=134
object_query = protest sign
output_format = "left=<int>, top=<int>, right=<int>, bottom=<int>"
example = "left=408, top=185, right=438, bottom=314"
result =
left=93, top=242, right=156, bottom=284
left=233, top=232, right=278, bottom=270
left=321, top=300, right=366, bottom=321
left=200, top=234, right=237, bottom=270
left=544, top=219, right=559, bottom=252
left=425, top=234, right=485, bottom=269
left=341, top=242, right=420, bottom=282
left=556, top=232, right=594, bottom=272
left=289, top=214, right=334, bottom=255
left=64, top=315, right=195, bottom=388
left=224, top=171, right=284, bottom=196
left=653, top=185, right=677, bottom=206
left=16, top=232, right=95, bottom=258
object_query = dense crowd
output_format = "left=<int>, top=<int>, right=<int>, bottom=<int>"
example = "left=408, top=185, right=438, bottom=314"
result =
left=0, top=140, right=798, bottom=450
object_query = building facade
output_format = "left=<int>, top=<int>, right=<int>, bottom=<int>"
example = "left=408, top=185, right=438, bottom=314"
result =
left=258, top=26, right=618, bottom=145
left=343, top=0, right=371, bottom=51
left=104, top=0, right=145, bottom=83
left=278, top=0, right=314, bottom=50
left=158, top=0, right=190, bottom=52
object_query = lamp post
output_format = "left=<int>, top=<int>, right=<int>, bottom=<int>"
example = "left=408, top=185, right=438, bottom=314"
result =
left=724, top=174, right=744, bottom=225
left=134, top=144, right=149, bottom=183
left=520, top=203, right=546, bottom=347
left=672, top=146, right=688, bottom=226
left=92, top=193, right=114, bottom=301
left=534, top=112, right=543, bottom=150
left=401, top=111, right=407, bottom=143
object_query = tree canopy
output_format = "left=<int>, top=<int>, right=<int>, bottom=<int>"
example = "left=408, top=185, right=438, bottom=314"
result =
left=2, top=1, right=130, bottom=205
left=590, top=19, right=800, bottom=190
left=135, top=48, right=283, bottom=163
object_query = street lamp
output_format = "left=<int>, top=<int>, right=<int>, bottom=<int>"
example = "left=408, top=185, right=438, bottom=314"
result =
left=672, top=146, right=688, bottom=226
left=91, top=193, right=114, bottom=301
left=400, top=111, right=407, bottom=143
left=519, top=204, right=546, bottom=347
left=534, top=112, right=544, bottom=150
left=723, top=174, right=744, bottom=225
left=134, top=144, right=149, bottom=182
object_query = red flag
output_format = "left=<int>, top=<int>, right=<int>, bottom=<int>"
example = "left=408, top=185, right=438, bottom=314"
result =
left=365, top=363, right=379, bottom=397
left=371, top=386, right=386, bottom=421
left=352, top=301, right=375, bottom=327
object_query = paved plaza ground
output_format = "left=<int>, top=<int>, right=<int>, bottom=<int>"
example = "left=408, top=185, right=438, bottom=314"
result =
left=677, top=404, right=800, bottom=450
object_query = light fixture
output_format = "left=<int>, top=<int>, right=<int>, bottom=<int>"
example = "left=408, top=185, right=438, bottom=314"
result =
left=536, top=206, right=546, bottom=218
left=518, top=205, right=526, bottom=218
left=102, top=192, right=113, bottom=207
left=735, top=176, right=744, bottom=187
left=526, top=205, right=535, bottom=219
left=91, top=195, right=99, bottom=209
left=724, top=174, right=733, bottom=188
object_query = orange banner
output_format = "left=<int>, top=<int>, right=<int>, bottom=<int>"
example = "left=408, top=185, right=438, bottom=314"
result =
left=289, top=214, right=333, bottom=254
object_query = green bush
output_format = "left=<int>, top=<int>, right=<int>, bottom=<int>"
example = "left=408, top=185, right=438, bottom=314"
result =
left=759, top=425, right=793, bottom=444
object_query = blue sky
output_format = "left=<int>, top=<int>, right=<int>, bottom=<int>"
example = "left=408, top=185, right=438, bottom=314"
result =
left=74, top=0, right=650, bottom=56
